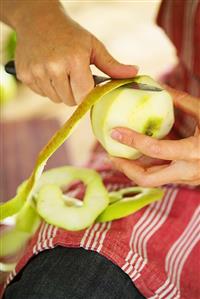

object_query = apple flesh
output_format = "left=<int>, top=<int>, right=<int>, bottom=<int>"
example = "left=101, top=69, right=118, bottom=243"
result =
left=91, top=76, right=174, bottom=159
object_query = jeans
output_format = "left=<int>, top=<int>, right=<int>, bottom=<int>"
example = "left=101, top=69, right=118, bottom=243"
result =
left=4, top=246, right=145, bottom=299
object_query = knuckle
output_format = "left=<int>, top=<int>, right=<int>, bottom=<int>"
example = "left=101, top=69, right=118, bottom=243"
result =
left=46, top=59, right=65, bottom=76
left=70, top=52, right=86, bottom=68
left=31, top=64, right=45, bottom=77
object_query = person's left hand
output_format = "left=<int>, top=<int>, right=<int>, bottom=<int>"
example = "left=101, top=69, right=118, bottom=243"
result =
left=110, top=87, right=200, bottom=187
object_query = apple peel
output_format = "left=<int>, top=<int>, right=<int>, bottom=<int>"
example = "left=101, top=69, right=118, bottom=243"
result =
left=0, top=262, right=17, bottom=273
left=36, top=167, right=109, bottom=231
left=0, top=78, right=135, bottom=221
left=97, top=187, right=164, bottom=222
left=0, top=202, right=41, bottom=257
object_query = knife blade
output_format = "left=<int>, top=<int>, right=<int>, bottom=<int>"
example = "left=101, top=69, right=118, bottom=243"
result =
left=5, top=60, right=162, bottom=92
left=122, top=82, right=163, bottom=92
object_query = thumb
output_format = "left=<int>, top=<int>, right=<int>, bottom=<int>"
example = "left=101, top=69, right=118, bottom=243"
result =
left=92, top=39, right=138, bottom=78
left=164, top=84, right=200, bottom=120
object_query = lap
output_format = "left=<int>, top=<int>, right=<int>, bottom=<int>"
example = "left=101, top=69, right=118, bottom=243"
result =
left=4, top=246, right=145, bottom=299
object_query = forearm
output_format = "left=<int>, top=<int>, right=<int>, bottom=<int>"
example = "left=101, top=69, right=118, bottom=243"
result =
left=1, top=0, right=67, bottom=33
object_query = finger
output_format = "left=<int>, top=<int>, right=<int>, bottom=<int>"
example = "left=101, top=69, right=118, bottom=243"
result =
left=164, top=85, right=200, bottom=121
left=145, top=164, right=170, bottom=173
left=92, top=38, right=138, bottom=78
left=27, top=82, right=45, bottom=97
left=39, top=78, right=62, bottom=103
left=70, top=63, right=94, bottom=104
left=111, top=158, right=199, bottom=187
left=31, top=64, right=61, bottom=103
left=51, top=73, right=76, bottom=106
left=111, top=127, right=200, bottom=160
left=174, top=179, right=200, bottom=186
left=135, top=155, right=167, bottom=168
left=30, top=66, right=46, bottom=96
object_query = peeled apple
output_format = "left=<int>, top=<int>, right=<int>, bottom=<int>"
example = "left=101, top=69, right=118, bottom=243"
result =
left=91, top=76, right=174, bottom=159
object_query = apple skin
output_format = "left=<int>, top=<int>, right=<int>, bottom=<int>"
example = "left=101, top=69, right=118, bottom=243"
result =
left=0, top=65, right=17, bottom=106
left=91, top=75, right=174, bottom=159
left=5, top=31, right=17, bottom=61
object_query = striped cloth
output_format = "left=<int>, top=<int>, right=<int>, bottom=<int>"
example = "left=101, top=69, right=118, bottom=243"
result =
left=1, top=1, right=200, bottom=298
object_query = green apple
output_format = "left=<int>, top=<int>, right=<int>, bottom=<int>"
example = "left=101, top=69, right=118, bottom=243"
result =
left=0, top=64, right=17, bottom=105
left=91, top=76, right=174, bottom=159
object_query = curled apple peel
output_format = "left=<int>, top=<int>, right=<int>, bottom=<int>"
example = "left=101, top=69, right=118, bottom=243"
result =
left=97, top=187, right=164, bottom=222
left=36, top=167, right=109, bottom=231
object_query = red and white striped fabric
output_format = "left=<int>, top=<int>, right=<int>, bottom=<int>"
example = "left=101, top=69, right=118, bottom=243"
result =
left=1, top=1, right=200, bottom=298
left=158, top=0, right=200, bottom=138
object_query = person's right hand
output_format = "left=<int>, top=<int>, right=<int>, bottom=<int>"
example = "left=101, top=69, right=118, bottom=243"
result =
left=13, top=3, right=138, bottom=105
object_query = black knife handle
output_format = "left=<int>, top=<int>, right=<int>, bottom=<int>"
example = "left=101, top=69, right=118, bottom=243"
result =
left=4, top=60, right=110, bottom=85
left=5, top=60, right=16, bottom=76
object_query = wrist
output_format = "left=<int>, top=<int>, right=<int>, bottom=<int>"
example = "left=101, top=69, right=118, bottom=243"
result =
left=2, top=1, right=68, bottom=35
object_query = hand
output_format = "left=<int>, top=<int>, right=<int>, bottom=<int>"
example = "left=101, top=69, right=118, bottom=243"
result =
left=10, top=2, right=138, bottom=105
left=111, top=86, right=200, bottom=187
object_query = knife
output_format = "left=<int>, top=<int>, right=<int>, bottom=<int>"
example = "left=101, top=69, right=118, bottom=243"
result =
left=4, top=60, right=163, bottom=92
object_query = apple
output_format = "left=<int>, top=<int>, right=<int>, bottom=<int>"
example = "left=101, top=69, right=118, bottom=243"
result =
left=0, top=64, right=17, bottom=105
left=91, top=76, right=174, bottom=159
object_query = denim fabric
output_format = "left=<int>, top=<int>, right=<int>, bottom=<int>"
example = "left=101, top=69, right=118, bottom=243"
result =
left=4, top=246, right=145, bottom=299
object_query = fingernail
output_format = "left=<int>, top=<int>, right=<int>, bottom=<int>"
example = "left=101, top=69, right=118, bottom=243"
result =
left=128, top=65, right=139, bottom=72
left=111, top=129, right=122, bottom=141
